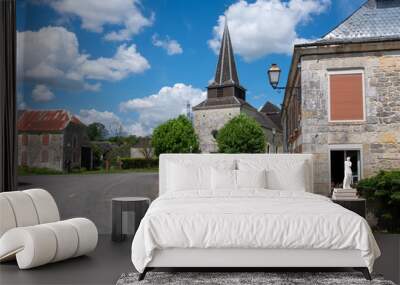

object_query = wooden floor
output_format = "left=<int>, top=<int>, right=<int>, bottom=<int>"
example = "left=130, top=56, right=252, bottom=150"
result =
left=0, top=235, right=133, bottom=285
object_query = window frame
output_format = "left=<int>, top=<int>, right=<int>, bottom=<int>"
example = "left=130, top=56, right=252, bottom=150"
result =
left=328, top=144, right=363, bottom=188
left=327, top=69, right=366, bottom=123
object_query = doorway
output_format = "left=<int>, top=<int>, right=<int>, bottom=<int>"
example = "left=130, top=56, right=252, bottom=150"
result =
left=330, top=149, right=361, bottom=188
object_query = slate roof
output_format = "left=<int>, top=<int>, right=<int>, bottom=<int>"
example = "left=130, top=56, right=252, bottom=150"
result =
left=259, top=102, right=282, bottom=131
left=193, top=96, right=244, bottom=110
left=209, top=21, right=240, bottom=87
left=17, top=110, right=84, bottom=132
left=321, top=0, right=400, bottom=43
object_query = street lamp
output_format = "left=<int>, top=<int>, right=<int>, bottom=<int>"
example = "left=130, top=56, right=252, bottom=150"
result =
left=267, top=63, right=300, bottom=91
left=267, top=63, right=281, bottom=89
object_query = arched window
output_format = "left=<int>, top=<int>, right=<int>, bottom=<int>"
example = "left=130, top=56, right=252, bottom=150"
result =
left=211, top=130, right=218, bottom=139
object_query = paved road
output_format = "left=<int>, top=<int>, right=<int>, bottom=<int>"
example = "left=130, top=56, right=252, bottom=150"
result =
left=18, top=173, right=159, bottom=234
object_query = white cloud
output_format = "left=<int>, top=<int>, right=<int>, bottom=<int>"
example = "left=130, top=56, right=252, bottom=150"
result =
left=48, top=0, right=153, bottom=41
left=17, top=26, right=150, bottom=94
left=152, top=34, right=183, bottom=55
left=120, top=83, right=206, bottom=135
left=17, top=92, right=27, bottom=109
left=77, top=109, right=123, bottom=131
left=208, top=0, right=330, bottom=61
left=32, top=84, right=55, bottom=102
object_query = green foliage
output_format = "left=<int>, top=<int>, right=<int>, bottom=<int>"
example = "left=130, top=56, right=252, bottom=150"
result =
left=121, top=158, right=159, bottom=169
left=87, top=122, right=108, bottom=141
left=108, top=135, right=139, bottom=147
left=90, top=143, right=103, bottom=169
left=152, top=115, right=200, bottom=156
left=106, top=144, right=131, bottom=166
left=357, top=170, right=400, bottom=233
left=18, top=166, right=63, bottom=175
left=216, top=114, right=266, bottom=153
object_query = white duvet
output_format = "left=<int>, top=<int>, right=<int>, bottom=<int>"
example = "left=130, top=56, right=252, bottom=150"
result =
left=131, top=190, right=380, bottom=273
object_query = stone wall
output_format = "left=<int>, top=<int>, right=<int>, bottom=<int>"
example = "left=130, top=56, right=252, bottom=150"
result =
left=18, top=133, right=64, bottom=171
left=193, top=107, right=241, bottom=153
left=301, top=51, right=400, bottom=195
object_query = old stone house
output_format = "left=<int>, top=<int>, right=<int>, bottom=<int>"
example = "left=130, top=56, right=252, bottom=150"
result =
left=282, top=0, right=400, bottom=195
left=193, top=22, right=282, bottom=153
left=17, top=110, right=91, bottom=171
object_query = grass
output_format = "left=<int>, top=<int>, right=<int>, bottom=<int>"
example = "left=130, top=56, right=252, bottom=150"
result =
left=18, top=166, right=158, bottom=176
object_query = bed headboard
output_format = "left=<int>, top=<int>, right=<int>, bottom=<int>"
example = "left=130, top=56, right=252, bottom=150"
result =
left=159, top=154, right=314, bottom=196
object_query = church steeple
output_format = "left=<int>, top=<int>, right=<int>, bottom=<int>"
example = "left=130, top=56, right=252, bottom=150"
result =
left=208, top=20, right=245, bottom=100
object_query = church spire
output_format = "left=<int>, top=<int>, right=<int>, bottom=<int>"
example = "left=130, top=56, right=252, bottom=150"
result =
left=207, top=19, right=245, bottom=101
left=212, top=20, right=240, bottom=86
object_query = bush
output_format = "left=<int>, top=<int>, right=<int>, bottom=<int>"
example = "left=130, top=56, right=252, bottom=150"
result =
left=18, top=166, right=63, bottom=175
left=357, top=170, right=400, bottom=233
left=121, top=158, right=159, bottom=169
left=152, top=115, right=200, bottom=156
left=216, top=114, right=266, bottom=153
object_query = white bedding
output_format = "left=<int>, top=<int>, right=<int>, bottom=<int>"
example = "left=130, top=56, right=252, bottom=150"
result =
left=131, top=190, right=380, bottom=273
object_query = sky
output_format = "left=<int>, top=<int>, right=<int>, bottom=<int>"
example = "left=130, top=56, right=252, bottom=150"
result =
left=16, top=0, right=366, bottom=136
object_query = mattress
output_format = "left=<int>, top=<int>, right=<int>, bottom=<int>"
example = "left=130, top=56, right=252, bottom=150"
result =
left=131, top=190, right=380, bottom=273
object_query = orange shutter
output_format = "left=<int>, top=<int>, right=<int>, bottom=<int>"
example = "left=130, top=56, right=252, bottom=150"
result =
left=330, top=73, right=364, bottom=121
left=42, top=134, right=49, bottom=145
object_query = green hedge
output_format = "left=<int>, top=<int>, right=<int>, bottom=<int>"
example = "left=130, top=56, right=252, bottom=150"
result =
left=121, top=158, right=159, bottom=169
left=357, top=170, right=400, bottom=233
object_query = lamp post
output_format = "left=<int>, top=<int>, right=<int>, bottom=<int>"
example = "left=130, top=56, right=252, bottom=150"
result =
left=267, top=63, right=300, bottom=91
left=267, top=64, right=282, bottom=89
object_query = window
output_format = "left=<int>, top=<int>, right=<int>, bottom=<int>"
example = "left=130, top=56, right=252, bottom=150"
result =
left=42, top=134, right=49, bottom=145
left=21, top=151, right=27, bottom=166
left=41, top=150, right=49, bottom=163
left=330, top=148, right=361, bottom=189
left=329, top=71, right=364, bottom=121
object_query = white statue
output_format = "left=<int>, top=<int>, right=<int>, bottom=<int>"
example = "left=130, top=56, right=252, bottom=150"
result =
left=343, top=157, right=353, bottom=189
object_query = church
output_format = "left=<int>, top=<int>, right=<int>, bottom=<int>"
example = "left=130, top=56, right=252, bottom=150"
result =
left=193, top=22, right=282, bottom=153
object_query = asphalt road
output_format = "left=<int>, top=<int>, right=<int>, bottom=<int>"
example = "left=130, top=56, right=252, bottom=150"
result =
left=18, top=172, right=159, bottom=234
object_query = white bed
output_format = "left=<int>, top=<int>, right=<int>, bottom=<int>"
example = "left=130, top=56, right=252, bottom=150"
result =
left=131, top=154, right=380, bottom=280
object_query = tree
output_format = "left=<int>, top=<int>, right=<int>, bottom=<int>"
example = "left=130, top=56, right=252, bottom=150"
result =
left=216, top=114, right=266, bottom=153
left=87, top=122, right=108, bottom=141
left=152, top=115, right=200, bottom=156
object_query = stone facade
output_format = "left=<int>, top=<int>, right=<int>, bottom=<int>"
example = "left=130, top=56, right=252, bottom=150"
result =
left=193, top=107, right=241, bottom=153
left=18, top=116, right=90, bottom=171
left=300, top=51, right=400, bottom=195
left=18, top=133, right=64, bottom=171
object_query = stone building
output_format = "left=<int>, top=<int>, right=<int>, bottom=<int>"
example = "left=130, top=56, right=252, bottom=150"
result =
left=17, top=110, right=91, bottom=171
left=282, top=0, right=400, bottom=195
left=193, top=22, right=282, bottom=153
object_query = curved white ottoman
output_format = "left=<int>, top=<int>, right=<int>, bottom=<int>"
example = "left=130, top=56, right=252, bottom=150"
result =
left=0, top=189, right=98, bottom=269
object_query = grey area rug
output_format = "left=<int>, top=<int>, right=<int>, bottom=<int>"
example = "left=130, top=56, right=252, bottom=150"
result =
left=116, top=272, right=395, bottom=285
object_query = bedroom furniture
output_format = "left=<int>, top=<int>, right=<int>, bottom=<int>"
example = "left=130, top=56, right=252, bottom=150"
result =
left=0, top=188, right=98, bottom=269
left=132, top=154, right=380, bottom=281
left=112, top=197, right=150, bottom=242
left=332, top=198, right=366, bottom=218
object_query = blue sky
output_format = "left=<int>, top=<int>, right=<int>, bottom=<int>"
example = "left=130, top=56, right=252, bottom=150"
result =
left=17, top=0, right=365, bottom=136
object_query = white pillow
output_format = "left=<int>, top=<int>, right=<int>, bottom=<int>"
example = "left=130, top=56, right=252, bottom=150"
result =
left=237, top=159, right=307, bottom=191
left=167, top=162, right=211, bottom=191
left=236, top=169, right=267, bottom=189
left=211, top=168, right=236, bottom=191
left=266, top=163, right=306, bottom=191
